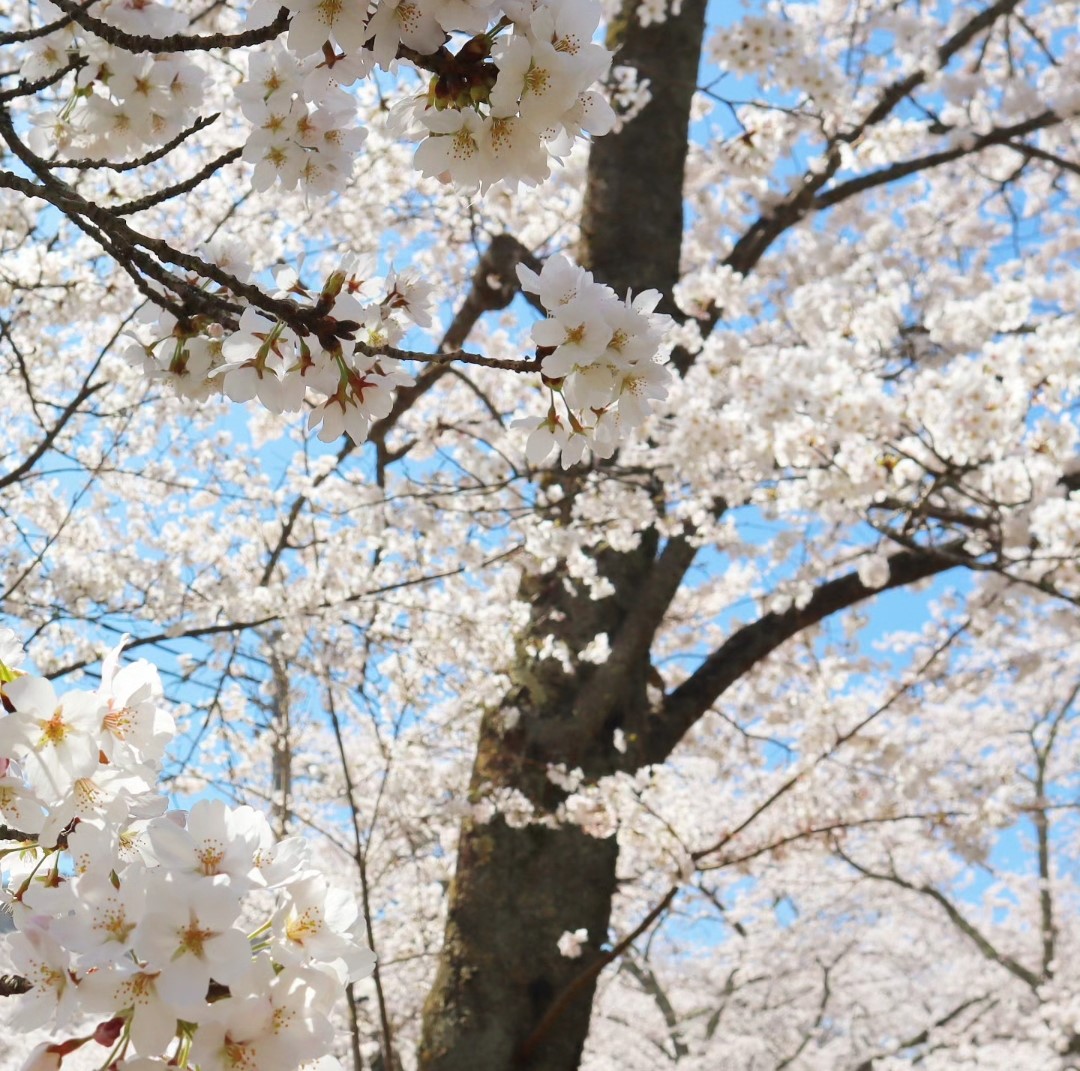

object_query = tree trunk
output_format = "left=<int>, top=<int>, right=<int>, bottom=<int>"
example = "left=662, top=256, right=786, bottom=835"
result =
left=418, top=532, right=662, bottom=1071
left=417, top=5, right=708, bottom=1069
left=419, top=754, right=620, bottom=1071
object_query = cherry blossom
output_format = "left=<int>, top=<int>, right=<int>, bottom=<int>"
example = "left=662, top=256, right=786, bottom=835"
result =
left=0, top=647, right=376, bottom=1071
left=3, top=1, right=1080, bottom=1069
left=0, top=679, right=104, bottom=804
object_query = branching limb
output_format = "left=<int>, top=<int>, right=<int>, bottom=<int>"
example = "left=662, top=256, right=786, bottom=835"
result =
left=648, top=543, right=962, bottom=764
left=258, top=233, right=541, bottom=586
left=848, top=995, right=996, bottom=1071
left=835, top=849, right=1041, bottom=990
left=46, top=113, right=223, bottom=173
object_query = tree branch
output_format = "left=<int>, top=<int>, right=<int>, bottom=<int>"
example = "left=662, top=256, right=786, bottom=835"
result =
left=572, top=532, right=699, bottom=733
left=837, top=850, right=1042, bottom=990
left=257, top=233, right=539, bottom=586
left=44, top=113, right=222, bottom=172
left=515, top=885, right=680, bottom=1065
left=647, top=543, right=960, bottom=763
left=849, top=995, right=995, bottom=1071
left=813, top=111, right=1061, bottom=212
left=47, top=0, right=290, bottom=52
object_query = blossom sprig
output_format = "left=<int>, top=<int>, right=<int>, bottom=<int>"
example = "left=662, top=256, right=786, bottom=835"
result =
left=514, top=254, right=673, bottom=468
left=20, top=0, right=206, bottom=160
left=0, top=633, right=376, bottom=1071
left=5, top=0, right=655, bottom=452
left=16, top=0, right=619, bottom=196
left=237, top=41, right=368, bottom=196
left=127, top=253, right=429, bottom=443
left=408, top=0, right=617, bottom=190
left=129, top=246, right=674, bottom=455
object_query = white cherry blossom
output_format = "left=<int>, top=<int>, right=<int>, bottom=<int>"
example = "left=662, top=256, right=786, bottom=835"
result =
left=0, top=678, right=104, bottom=803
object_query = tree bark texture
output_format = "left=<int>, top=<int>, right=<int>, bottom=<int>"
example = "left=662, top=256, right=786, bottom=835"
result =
left=417, top=5, right=709, bottom=1070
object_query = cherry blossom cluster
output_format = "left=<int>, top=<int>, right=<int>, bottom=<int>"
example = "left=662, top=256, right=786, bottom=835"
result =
left=16, top=0, right=618, bottom=195
left=5, top=0, right=680, bottom=454
left=408, top=0, right=616, bottom=190
left=246, top=0, right=616, bottom=195
left=0, top=631, right=375, bottom=1071
left=238, top=43, right=368, bottom=195
left=21, top=0, right=205, bottom=158
left=514, top=254, right=673, bottom=467
left=246, top=0, right=616, bottom=192
left=707, top=14, right=841, bottom=109
left=128, top=245, right=675, bottom=457
left=127, top=252, right=430, bottom=443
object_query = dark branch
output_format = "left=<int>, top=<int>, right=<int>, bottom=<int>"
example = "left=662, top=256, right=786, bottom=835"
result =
left=46, top=113, right=222, bottom=172
left=647, top=543, right=961, bottom=763
left=113, top=147, right=243, bottom=215
left=814, top=111, right=1061, bottom=211
left=48, top=0, right=290, bottom=53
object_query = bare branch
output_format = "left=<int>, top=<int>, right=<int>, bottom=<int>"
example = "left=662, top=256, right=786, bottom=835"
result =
left=47, top=0, right=290, bottom=53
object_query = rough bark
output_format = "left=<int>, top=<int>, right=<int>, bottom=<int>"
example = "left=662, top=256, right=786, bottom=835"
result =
left=417, top=533, right=670, bottom=1071
left=419, top=787, right=621, bottom=1071
left=417, top=6, right=710, bottom=1069
left=580, top=0, right=707, bottom=305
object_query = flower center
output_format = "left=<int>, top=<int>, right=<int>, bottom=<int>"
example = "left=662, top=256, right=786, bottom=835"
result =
left=39, top=707, right=70, bottom=749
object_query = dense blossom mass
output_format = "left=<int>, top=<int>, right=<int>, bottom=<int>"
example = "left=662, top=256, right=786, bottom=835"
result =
left=3, top=0, right=1080, bottom=1069
left=0, top=632, right=376, bottom=1071
left=3, top=0, right=662, bottom=463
